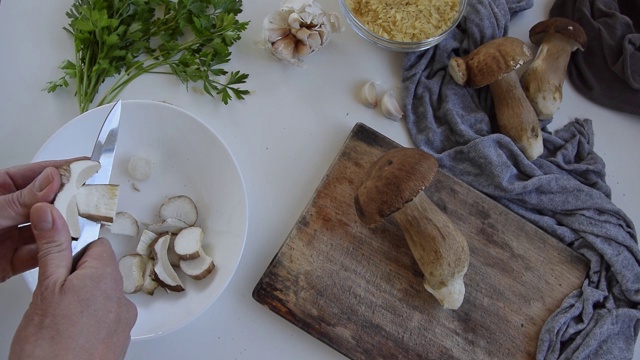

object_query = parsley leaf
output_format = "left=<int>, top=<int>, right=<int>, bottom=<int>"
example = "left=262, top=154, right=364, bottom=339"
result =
left=45, top=0, right=250, bottom=113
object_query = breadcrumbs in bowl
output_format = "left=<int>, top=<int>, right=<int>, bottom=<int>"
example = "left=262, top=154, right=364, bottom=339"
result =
left=340, top=0, right=467, bottom=52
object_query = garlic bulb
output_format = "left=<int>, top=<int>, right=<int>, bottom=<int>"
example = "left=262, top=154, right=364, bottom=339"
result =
left=360, top=81, right=378, bottom=108
left=262, top=0, right=342, bottom=66
left=381, top=90, right=404, bottom=121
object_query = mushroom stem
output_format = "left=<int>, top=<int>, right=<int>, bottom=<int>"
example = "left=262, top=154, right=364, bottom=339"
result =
left=393, top=191, right=469, bottom=310
left=521, top=33, right=577, bottom=120
left=489, top=71, right=543, bottom=160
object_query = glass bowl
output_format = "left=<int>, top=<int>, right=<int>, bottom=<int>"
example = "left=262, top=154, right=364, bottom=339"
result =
left=339, top=0, right=467, bottom=52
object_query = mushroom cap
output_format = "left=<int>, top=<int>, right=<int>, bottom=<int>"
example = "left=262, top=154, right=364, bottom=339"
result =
left=529, top=17, right=587, bottom=50
left=450, top=37, right=533, bottom=88
left=354, top=148, right=438, bottom=226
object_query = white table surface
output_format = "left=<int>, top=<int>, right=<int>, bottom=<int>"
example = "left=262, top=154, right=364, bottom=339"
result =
left=1, top=0, right=638, bottom=359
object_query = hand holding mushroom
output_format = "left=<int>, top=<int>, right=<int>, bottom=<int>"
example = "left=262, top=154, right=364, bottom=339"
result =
left=0, top=160, right=66, bottom=282
left=0, top=161, right=136, bottom=359
left=448, top=37, right=544, bottom=160
left=355, top=148, right=470, bottom=310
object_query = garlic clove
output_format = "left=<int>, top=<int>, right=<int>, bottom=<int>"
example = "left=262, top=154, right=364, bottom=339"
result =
left=267, top=27, right=291, bottom=43
left=307, top=32, right=322, bottom=50
left=264, top=9, right=291, bottom=29
left=296, top=42, right=313, bottom=57
left=327, top=12, right=343, bottom=33
left=381, top=91, right=404, bottom=121
left=360, top=80, right=379, bottom=108
left=299, top=11, right=315, bottom=25
left=288, top=12, right=302, bottom=29
left=271, top=34, right=297, bottom=63
left=295, top=27, right=311, bottom=43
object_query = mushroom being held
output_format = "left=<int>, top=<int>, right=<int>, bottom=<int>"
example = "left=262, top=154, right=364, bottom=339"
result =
left=448, top=37, right=543, bottom=160
left=54, top=159, right=119, bottom=238
left=520, top=18, right=587, bottom=120
left=354, top=148, right=470, bottom=310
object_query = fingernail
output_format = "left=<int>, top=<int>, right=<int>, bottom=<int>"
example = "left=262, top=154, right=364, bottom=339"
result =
left=31, top=205, right=53, bottom=232
left=35, top=169, right=54, bottom=193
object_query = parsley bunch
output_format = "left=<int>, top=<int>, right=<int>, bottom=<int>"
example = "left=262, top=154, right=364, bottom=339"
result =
left=46, top=0, right=250, bottom=113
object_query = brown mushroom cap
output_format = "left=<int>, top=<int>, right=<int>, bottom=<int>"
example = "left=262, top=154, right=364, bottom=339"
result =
left=450, top=37, right=533, bottom=88
left=529, top=17, right=587, bottom=50
left=354, top=148, right=438, bottom=226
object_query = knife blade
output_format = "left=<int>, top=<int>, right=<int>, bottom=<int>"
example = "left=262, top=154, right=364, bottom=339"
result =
left=72, top=100, right=122, bottom=261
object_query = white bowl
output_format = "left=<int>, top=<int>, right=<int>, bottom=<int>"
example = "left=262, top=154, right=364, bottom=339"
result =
left=24, top=100, right=248, bottom=340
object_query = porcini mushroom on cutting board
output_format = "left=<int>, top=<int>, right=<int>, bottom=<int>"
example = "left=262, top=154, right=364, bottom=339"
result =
left=448, top=37, right=543, bottom=160
left=520, top=18, right=587, bottom=120
left=354, top=148, right=470, bottom=310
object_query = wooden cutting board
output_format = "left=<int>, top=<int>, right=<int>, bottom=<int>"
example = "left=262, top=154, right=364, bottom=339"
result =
left=253, top=123, right=588, bottom=359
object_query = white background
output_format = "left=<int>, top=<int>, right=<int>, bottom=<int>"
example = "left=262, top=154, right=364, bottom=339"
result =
left=1, top=0, right=638, bottom=359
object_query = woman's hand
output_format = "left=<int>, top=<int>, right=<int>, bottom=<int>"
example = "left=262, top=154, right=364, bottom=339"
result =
left=9, top=203, right=137, bottom=360
left=0, top=161, right=65, bottom=282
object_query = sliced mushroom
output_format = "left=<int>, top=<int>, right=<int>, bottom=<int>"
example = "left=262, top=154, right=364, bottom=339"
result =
left=58, top=160, right=101, bottom=188
left=127, top=155, right=155, bottom=182
left=168, top=235, right=181, bottom=268
left=449, top=37, right=543, bottom=160
left=54, top=160, right=101, bottom=238
left=141, top=256, right=159, bottom=295
left=520, top=18, right=587, bottom=119
left=107, top=211, right=139, bottom=237
left=355, top=148, right=470, bottom=310
left=137, top=230, right=159, bottom=257
left=174, top=227, right=204, bottom=260
left=146, top=218, right=190, bottom=234
left=179, top=249, right=215, bottom=280
left=76, top=184, right=119, bottom=224
left=158, top=195, right=198, bottom=226
left=150, top=233, right=185, bottom=292
left=118, top=254, right=146, bottom=294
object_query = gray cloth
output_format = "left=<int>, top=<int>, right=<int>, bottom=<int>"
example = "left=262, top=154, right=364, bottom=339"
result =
left=549, top=0, right=640, bottom=115
left=401, top=0, right=640, bottom=359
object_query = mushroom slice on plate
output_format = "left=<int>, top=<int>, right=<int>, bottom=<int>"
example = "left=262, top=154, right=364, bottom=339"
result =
left=127, top=155, right=155, bottom=181
left=146, top=218, right=190, bottom=234
left=158, top=195, right=198, bottom=226
left=141, top=256, right=159, bottom=295
left=174, top=227, right=204, bottom=260
left=119, top=254, right=146, bottom=294
left=136, top=230, right=159, bottom=257
left=179, top=249, right=215, bottom=280
left=151, top=233, right=185, bottom=292
left=107, top=211, right=139, bottom=237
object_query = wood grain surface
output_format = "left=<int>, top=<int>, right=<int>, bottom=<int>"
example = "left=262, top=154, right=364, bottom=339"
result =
left=253, top=122, right=588, bottom=359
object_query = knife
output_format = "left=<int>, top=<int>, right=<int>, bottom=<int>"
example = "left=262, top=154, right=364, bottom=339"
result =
left=71, top=100, right=122, bottom=266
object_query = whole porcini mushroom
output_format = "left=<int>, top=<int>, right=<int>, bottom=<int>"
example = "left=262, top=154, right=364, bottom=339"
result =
left=448, top=37, right=543, bottom=160
left=354, top=148, right=470, bottom=310
left=520, top=17, right=587, bottom=119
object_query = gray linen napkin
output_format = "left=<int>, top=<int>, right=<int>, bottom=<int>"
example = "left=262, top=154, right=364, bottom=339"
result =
left=401, top=0, right=640, bottom=358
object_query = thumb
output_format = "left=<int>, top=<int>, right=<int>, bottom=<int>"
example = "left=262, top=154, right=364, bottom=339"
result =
left=0, top=167, right=61, bottom=229
left=30, top=203, right=72, bottom=288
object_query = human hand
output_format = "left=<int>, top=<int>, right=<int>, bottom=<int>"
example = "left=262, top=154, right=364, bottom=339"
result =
left=10, top=203, right=137, bottom=360
left=0, top=160, right=66, bottom=282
